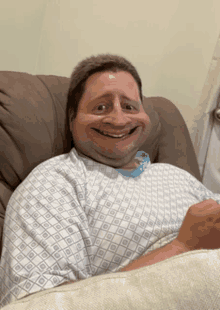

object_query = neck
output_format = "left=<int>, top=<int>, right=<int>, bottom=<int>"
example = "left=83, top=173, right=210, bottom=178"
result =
left=75, top=148, right=141, bottom=170
left=120, top=158, right=141, bottom=170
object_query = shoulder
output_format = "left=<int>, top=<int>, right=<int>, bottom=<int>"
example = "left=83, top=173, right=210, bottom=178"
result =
left=142, top=163, right=209, bottom=198
left=29, top=152, right=73, bottom=177
left=17, top=148, right=84, bottom=190
left=32, top=148, right=80, bottom=172
left=146, top=162, right=197, bottom=181
left=7, top=149, right=84, bottom=205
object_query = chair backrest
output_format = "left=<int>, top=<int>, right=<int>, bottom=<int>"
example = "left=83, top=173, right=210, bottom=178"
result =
left=0, top=71, right=202, bottom=257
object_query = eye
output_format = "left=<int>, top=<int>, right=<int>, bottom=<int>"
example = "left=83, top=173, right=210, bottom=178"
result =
left=123, top=104, right=138, bottom=112
left=97, top=105, right=106, bottom=111
left=125, top=105, right=134, bottom=110
left=92, top=104, right=108, bottom=114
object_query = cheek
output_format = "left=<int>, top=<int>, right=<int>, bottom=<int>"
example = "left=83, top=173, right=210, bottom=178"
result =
left=71, top=115, right=96, bottom=142
left=136, top=115, right=152, bottom=142
left=70, top=120, right=86, bottom=142
left=145, top=115, right=151, bottom=128
left=137, top=113, right=151, bottom=129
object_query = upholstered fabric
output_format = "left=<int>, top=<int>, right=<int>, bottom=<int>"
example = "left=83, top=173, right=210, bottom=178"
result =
left=0, top=71, right=202, bottom=259
left=1, top=248, right=220, bottom=310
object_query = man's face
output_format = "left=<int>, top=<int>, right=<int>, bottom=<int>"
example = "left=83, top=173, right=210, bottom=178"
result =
left=70, top=70, right=151, bottom=168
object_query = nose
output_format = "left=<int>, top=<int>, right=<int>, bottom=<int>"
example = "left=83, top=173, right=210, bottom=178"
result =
left=102, top=100, right=131, bottom=126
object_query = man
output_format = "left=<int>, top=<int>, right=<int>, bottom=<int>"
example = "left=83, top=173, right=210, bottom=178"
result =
left=1, top=54, right=220, bottom=307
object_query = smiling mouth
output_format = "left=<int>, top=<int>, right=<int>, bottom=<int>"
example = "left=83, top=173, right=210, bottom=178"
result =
left=93, top=127, right=138, bottom=138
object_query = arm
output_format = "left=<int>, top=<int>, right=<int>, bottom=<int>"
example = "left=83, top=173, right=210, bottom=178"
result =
left=120, top=239, right=189, bottom=272
left=121, top=198, right=220, bottom=272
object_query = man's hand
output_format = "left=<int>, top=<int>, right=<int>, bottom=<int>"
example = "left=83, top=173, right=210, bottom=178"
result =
left=121, top=199, right=220, bottom=273
left=176, top=199, right=220, bottom=250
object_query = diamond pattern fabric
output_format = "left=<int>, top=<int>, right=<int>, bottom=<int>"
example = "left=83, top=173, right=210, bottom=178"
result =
left=1, top=148, right=219, bottom=308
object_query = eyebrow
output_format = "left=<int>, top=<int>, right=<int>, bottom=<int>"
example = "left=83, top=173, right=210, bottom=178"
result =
left=90, top=92, right=140, bottom=104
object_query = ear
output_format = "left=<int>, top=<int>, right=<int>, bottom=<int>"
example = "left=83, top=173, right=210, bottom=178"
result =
left=69, top=111, right=74, bottom=131
left=69, top=121, right=73, bottom=132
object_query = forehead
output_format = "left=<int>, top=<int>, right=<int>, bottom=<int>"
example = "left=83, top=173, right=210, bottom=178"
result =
left=85, top=70, right=137, bottom=86
left=82, top=71, right=140, bottom=102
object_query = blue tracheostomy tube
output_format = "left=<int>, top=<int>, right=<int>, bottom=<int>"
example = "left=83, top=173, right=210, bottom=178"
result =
left=116, top=151, right=150, bottom=178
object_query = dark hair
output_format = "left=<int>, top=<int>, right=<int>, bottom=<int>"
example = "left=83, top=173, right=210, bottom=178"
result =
left=64, top=53, right=143, bottom=153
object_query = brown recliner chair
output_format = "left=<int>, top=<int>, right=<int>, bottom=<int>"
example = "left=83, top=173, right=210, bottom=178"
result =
left=0, top=71, right=202, bottom=259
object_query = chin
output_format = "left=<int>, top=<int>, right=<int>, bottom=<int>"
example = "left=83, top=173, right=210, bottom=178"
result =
left=96, top=151, right=136, bottom=169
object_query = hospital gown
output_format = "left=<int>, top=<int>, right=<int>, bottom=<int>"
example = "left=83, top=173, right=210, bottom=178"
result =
left=1, top=148, right=220, bottom=307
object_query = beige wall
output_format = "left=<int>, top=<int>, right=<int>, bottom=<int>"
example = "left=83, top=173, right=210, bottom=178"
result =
left=1, top=0, right=220, bottom=151
left=0, top=0, right=47, bottom=73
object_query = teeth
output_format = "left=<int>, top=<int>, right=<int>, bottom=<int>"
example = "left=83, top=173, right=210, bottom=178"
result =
left=95, top=128, right=136, bottom=138
left=110, top=134, right=125, bottom=138
left=99, top=130, right=128, bottom=138
left=103, top=131, right=126, bottom=138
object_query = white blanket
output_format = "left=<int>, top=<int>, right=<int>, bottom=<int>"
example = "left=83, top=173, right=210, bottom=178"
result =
left=2, top=248, right=220, bottom=310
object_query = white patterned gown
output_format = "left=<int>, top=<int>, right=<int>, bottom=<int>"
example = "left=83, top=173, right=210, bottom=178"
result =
left=1, top=148, right=220, bottom=307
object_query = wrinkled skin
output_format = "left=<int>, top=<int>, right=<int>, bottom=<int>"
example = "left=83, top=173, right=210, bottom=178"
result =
left=177, top=199, right=220, bottom=250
